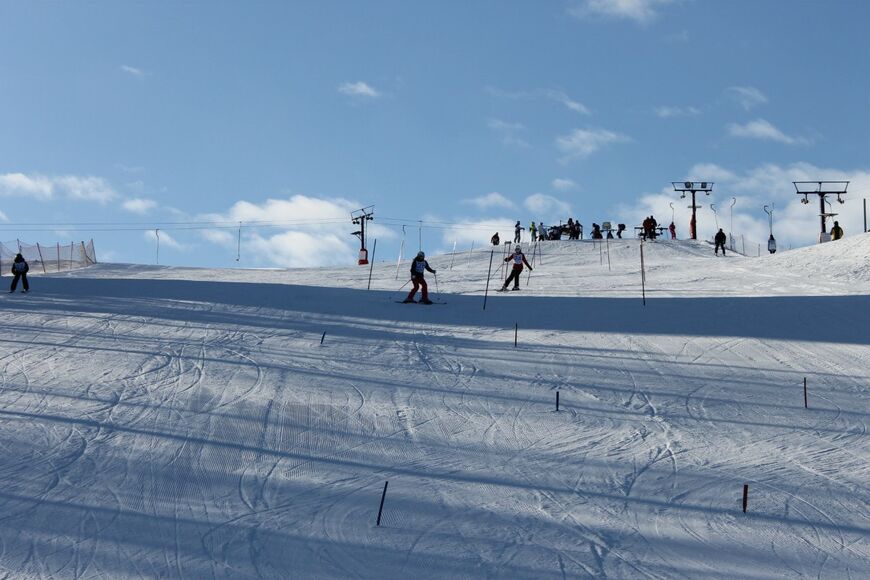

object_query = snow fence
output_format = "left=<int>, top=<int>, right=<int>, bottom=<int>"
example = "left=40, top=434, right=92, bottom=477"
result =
left=0, top=239, right=97, bottom=274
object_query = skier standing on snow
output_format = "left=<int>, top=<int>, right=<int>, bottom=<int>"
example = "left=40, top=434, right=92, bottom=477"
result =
left=500, top=245, right=532, bottom=291
left=491, top=232, right=500, bottom=246
left=10, top=253, right=29, bottom=293
left=714, top=228, right=727, bottom=255
left=514, top=221, right=524, bottom=243
left=404, top=251, right=436, bottom=304
left=669, top=222, right=676, bottom=239
left=529, top=221, right=537, bottom=242
left=831, top=221, right=844, bottom=240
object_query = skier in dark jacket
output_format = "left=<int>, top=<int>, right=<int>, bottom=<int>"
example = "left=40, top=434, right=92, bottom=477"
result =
left=10, top=253, right=29, bottom=293
left=714, top=228, right=727, bottom=255
left=831, top=221, right=844, bottom=240
left=514, top=221, right=524, bottom=243
left=500, top=245, right=532, bottom=291
left=491, top=232, right=500, bottom=246
left=404, top=251, right=436, bottom=304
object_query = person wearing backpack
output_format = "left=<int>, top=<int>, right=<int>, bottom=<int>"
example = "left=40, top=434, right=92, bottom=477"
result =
left=10, top=253, right=29, bottom=293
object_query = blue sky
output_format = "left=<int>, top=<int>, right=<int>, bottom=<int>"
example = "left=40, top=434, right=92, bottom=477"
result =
left=1, top=0, right=869, bottom=267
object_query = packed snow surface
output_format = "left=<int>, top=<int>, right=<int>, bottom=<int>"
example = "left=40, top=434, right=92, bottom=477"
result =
left=0, top=237, right=868, bottom=578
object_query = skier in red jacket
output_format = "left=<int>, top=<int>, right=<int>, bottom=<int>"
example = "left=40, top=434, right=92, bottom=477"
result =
left=404, top=251, right=436, bottom=304
left=500, top=245, right=532, bottom=291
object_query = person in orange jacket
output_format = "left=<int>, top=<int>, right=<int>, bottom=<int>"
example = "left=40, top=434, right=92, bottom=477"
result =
left=500, top=245, right=532, bottom=291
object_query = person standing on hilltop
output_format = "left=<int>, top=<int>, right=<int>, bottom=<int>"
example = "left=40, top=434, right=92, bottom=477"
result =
left=831, top=221, right=844, bottom=240
left=10, top=253, right=29, bottom=293
left=529, top=221, right=537, bottom=242
left=514, top=221, right=524, bottom=243
left=500, top=245, right=532, bottom=291
left=404, top=251, right=436, bottom=304
left=714, top=228, right=727, bottom=255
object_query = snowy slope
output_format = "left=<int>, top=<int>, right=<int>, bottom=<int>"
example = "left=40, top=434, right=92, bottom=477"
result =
left=0, top=238, right=867, bottom=578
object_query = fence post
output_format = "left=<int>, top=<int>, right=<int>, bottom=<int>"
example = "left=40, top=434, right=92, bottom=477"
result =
left=483, top=249, right=495, bottom=311
left=367, top=239, right=377, bottom=290
left=57, top=243, right=61, bottom=271
left=742, top=484, right=749, bottom=513
left=803, top=377, right=808, bottom=408
left=36, top=243, right=46, bottom=273
left=640, top=241, right=647, bottom=306
left=70, top=241, right=74, bottom=269
left=376, top=481, right=389, bottom=526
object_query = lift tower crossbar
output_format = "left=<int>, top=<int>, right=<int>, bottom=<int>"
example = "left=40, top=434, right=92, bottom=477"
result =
left=793, top=181, right=848, bottom=240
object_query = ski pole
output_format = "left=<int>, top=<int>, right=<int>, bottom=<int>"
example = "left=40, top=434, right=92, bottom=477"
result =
left=396, top=279, right=411, bottom=295
left=433, top=272, right=440, bottom=299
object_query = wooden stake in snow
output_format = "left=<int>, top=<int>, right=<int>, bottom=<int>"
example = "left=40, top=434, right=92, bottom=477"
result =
left=742, top=484, right=749, bottom=513
left=483, top=249, right=495, bottom=311
left=803, top=377, right=808, bottom=409
left=640, top=242, right=647, bottom=306
left=376, top=481, right=389, bottom=526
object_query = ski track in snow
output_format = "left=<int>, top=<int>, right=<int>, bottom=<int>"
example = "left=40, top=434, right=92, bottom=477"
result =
left=0, top=238, right=867, bottom=578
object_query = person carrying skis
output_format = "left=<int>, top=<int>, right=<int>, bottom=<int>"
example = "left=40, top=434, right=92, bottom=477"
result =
left=500, top=245, right=532, bottom=291
left=10, top=253, right=29, bottom=293
left=404, top=251, right=436, bottom=304
left=529, top=221, right=537, bottom=241
left=714, top=228, right=727, bottom=255
left=514, top=221, right=524, bottom=243
left=831, top=220, right=844, bottom=240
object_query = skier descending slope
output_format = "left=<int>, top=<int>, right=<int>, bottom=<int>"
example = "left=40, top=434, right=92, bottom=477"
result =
left=9, top=253, right=29, bottom=293
left=500, top=245, right=532, bottom=291
left=404, top=251, right=436, bottom=304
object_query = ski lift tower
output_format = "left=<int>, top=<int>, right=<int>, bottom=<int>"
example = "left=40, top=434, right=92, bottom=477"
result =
left=793, top=181, right=848, bottom=242
left=351, top=206, right=375, bottom=265
left=672, top=181, right=713, bottom=240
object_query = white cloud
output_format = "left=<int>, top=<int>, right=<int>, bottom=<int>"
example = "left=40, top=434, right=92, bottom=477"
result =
left=552, top=178, right=576, bottom=191
left=120, top=65, right=147, bottom=78
left=144, top=229, right=184, bottom=250
left=541, top=90, right=590, bottom=114
left=462, top=192, right=515, bottom=210
left=613, top=161, right=870, bottom=249
left=0, top=173, right=116, bottom=203
left=655, top=105, right=701, bottom=118
left=487, top=87, right=590, bottom=115
left=200, top=229, right=235, bottom=246
left=338, top=81, right=380, bottom=98
left=199, top=194, right=395, bottom=268
left=122, top=198, right=157, bottom=214
left=569, top=0, right=675, bottom=23
left=556, top=128, right=631, bottom=161
left=0, top=210, right=8, bottom=222
left=54, top=176, right=117, bottom=202
left=245, top=231, right=356, bottom=268
left=727, top=86, right=768, bottom=110
left=524, top=193, right=572, bottom=218
left=432, top=216, right=518, bottom=248
left=0, top=173, right=54, bottom=200
left=488, top=119, right=530, bottom=148
left=727, top=119, right=808, bottom=145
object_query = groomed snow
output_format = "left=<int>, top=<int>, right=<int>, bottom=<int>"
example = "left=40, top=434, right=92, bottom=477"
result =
left=0, top=237, right=867, bottom=578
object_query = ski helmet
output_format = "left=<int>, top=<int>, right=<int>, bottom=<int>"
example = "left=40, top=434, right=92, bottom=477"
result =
left=515, top=245, right=521, bottom=252
left=416, top=251, right=425, bottom=259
